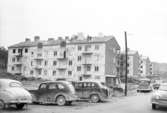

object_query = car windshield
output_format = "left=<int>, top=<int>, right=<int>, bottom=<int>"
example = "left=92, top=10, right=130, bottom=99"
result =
left=9, top=82, right=23, bottom=88
left=159, top=85, right=167, bottom=91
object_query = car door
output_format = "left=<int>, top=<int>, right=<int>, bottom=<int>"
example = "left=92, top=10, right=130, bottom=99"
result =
left=74, top=82, right=83, bottom=99
left=46, top=83, right=59, bottom=103
left=82, top=82, right=92, bottom=99
left=37, top=83, right=48, bottom=103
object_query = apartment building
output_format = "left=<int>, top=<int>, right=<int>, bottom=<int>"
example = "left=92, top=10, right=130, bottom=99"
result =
left=0, top=47, right=8, bottom=73
left=8, top=35, right=120, bottom=85
left=150, top=62, right=160, bottom=76
left=120, top=50, right=140, bottom=77
left=139, top=56, right=151, bottom=77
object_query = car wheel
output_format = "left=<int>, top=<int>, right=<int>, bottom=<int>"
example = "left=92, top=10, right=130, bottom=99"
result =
left=90, top=94, right=100, bottom=103
left=152, top=104, right=158, bottom=110
left=56, top=96, right=66, bottom=106
left=16, top=103, right=25, bottom=109
left=0, top=100, right=5, bottom=110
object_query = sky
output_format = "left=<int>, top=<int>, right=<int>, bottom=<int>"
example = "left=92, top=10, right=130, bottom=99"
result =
left=0, top=0, right=167, bottom=63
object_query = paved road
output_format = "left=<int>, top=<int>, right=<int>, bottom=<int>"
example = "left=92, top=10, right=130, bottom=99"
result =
left=1, top=93, right=167, bottom=113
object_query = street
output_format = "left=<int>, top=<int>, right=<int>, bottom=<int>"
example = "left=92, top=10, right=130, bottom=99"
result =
left=1, top=92, right=167, bottom=113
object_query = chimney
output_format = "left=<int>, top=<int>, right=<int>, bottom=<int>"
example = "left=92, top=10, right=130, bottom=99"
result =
left=25, top=38, right=31, bottom=42
left=48, top=38, right=54, bottom=41
left=34, top=36, right=40, bottom=42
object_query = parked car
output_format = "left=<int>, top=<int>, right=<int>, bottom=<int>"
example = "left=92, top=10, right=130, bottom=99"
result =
left=137, top=78, right=153, bottom=92
left=151, top=83, right=167, bottom=109
left=72, top=80, right=111, bottom=103
left=29, top=81, right=77, bottom=106
left=0, top=79, right=32, bottom=109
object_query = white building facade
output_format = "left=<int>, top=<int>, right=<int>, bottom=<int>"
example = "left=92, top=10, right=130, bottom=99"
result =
left=8, top=36, right=120, bottom=84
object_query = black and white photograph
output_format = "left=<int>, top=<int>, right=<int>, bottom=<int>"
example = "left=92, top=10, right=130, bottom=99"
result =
left=0, top=0, right=167, bottom=113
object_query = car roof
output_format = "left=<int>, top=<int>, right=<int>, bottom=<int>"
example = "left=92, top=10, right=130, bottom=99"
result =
left=0, top=79, right=20, bottom=84
left=40, top=80, right=70, bottom=84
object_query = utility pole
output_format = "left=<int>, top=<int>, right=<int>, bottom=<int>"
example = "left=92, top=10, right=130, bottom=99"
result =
left=125, top=31, right=128, bottom=96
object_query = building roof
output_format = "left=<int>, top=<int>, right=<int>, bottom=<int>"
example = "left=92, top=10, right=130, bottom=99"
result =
left=8, top=36, right=115, bottom=48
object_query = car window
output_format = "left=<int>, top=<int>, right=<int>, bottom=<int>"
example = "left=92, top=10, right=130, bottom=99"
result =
left=74, top=83, right=82, bottom=88
left=10, top=82, right=23, bottom=88
left=39, top=83, right=47, bottom=90
left=57, top=83, right=65, bottom=90
left=48, top=83, right=57, bottom=90
left=159, top=85, right=167, bottom=91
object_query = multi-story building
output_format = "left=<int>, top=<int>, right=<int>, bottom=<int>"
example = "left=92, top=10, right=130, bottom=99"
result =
left=0, top=47, right=8, bottom=73
left=139, top=56, right=151, bottom=77
left=8, top=35, right=120, bottom=85
left=119, top=50, right=140, bottom=77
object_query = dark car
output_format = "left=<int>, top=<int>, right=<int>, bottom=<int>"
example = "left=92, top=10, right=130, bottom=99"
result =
left=72, top=80, right=111, bottom=103
left=29, top=81, right=77, bottom=106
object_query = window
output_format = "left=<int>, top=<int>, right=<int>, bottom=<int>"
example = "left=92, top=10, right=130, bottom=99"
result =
left=12, top=66, right=15, bottom=71
left=31, top=52, right=34, bottom=55
left=95, top=66, right=99, bottom=71
left=85, top=45, right=91, bottom=51
left=37, top=53, right=42, bottom=57
left=87, top=65, right=91, bottom=71
left=69, top=60, right=72, bottom=65
left=31, top=61, right=33, bottom=66
left=57, top=83, right=65, bottom=89
left=53, top=71, right=56, bottom=76
left=25, top=48, right=28, bottom=53
left=48, top=83, right=57, bottom=89
left=39, top=84, right=47, bottom=90
left=54, top=51, right=57, bottom=56
left=78, top=46, right=82, bottom=51
left=68, top=71, right=72, bottom=76
left=78, top=56, right=82, bottom=61
left=53, top=61, right=57, bottom=66
left=12, top=58, right=15, bottom=62
left=95, top=45, right=99, bottom=50
left=45, top=61, right=48, bottom=66
left=18, top=49, right=22, bottom=53
left=13, top=49, right=16, bottom=53
left=30, top=70, right=34, bottom=75
left=77, top=66, right=81, bottom=71
left=44, top=70, right=47, bottom=75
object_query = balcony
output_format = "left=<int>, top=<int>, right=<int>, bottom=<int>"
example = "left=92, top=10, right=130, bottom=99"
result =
left=33, top=55, right=44, bottom=60
left=82, top=59, right=93, bottom=65
left=14, top=53, right=23, bottom=57
left=32, top=64, right=43, bottom=69
left=82, top=50, right=93, bottom=55
left=56, top=64, right=67, bottom=70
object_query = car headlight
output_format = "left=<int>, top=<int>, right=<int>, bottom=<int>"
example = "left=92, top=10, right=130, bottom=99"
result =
left=155, top=95, right=160, bottom=99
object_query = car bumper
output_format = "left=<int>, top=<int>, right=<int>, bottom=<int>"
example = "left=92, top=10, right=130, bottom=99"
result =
left=66, top=95, right=78, bottom=101
left=152, top=99, right=167, bottom=107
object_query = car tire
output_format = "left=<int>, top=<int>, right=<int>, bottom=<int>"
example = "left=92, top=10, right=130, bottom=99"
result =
left=56, top=96, right=66, bottom=106
left=90, top=94, right=100, bottom=103
left=16, top=103, right=25, bottom=109
left=0, top=100, right=5, bottom=110
left=152, top=104, right=159, bottom=110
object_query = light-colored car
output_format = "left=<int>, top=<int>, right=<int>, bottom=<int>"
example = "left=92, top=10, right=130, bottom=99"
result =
left=0, top=79, right=32, bottom=109
left=151, top=83, right=167, bottom=109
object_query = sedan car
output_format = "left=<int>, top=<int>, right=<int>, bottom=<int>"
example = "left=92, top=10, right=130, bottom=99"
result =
left=0, top=79, right=32, bottom=109
left=151, top=83, right=167, bottom=109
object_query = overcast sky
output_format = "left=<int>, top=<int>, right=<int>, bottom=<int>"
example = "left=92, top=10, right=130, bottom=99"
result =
left=0, top=0, right=167, bottom=63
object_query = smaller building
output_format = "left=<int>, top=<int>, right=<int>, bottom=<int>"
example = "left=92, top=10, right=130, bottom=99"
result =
left=139, top=56, right=151, bottom=77
left=0, top=47, right=8, bottom=73
left=119, top=50, right=140, bottom=77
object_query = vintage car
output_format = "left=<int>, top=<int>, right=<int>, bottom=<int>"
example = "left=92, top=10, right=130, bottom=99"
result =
left=0, top=79, right=32, bottom=109
left=72, top=80, right=111, bottom=103
left=151, top=83, right=167, bottom=109
left=137, top=78, right=153, bottom=92
left=29, top=81, right=77, bottom=106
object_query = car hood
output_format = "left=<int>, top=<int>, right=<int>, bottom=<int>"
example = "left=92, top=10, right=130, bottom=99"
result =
left=154, top=90, right=167, bottom=98
left=5, top=87, right=31, bottom=98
